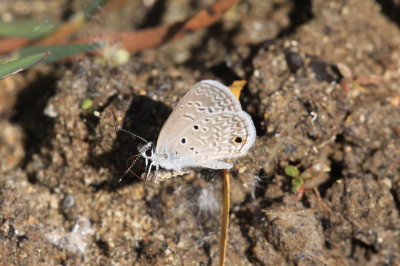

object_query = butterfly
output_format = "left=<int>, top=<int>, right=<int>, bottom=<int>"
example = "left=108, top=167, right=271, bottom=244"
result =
left=137, top=80, right=256, bottom=182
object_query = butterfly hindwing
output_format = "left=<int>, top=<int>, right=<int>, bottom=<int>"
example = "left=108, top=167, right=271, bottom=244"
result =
left=166, top=111, right=256, bottom=164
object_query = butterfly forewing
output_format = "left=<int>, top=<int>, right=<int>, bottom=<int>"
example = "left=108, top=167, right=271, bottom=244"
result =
left=156, top=80, right=244, bottom=154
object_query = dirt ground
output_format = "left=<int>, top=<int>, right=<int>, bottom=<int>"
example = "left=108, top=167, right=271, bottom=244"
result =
left=0, top=0, right=399, bottom=265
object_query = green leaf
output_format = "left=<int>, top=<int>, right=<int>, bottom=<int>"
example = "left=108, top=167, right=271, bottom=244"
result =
left=284, top=165, right=300, bottom=178
left=0, top=20, right=57, bottom=39
left=291, top=177, right=304, bottom=192
left=0, top=52, right=50, bottom=79
left=17, top=43, right=104, bottom=63
left=81, top=99, right=93, bottom=110
left=290, top=185, right=299, bottom=193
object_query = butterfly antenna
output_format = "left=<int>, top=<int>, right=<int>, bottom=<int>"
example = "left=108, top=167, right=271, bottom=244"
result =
left=107, top=123, right=148, bottom=143
left=118, top=154, right=141, bottom=182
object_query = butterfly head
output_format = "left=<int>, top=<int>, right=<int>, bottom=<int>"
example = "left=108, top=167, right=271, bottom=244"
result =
left=138, top=141, right=154, bottom=160
left=138, top=141, right=161, bottom=177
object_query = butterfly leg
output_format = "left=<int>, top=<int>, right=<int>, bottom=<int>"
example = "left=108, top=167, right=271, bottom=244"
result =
left=146, top=161, right=155, bottom=179
left=144, top=157, right=149, bottom=173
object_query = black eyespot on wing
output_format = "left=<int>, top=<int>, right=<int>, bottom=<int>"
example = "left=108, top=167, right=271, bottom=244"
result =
left=233, top=137, right=243, bottom=144
left=181, top=138, right=187, bottom=144
left=193, top=125, right=199, bottom=130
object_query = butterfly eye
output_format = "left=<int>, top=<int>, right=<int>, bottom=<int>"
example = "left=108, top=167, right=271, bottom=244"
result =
left=233, top=137, right=244, bottom=144
left=145, top=149, right=152, bottom=157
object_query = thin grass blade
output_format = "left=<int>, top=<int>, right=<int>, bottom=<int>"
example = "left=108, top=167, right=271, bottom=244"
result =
left=0, top=51, right=50, bottom=79
left=17, top=43, right=103, bottom=63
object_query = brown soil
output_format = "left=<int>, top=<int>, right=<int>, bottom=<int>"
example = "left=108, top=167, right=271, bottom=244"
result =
left=0, top=0, right=399, bottom=265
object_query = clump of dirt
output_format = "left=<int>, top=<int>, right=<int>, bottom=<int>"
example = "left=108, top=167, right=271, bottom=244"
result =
left=0, top=0, right=399, bottom=265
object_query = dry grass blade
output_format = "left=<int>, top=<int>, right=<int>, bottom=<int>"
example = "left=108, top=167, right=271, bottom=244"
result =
left=219, top=169, right=230, bottom=266
left=67, top=0, right=240, bottom=54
